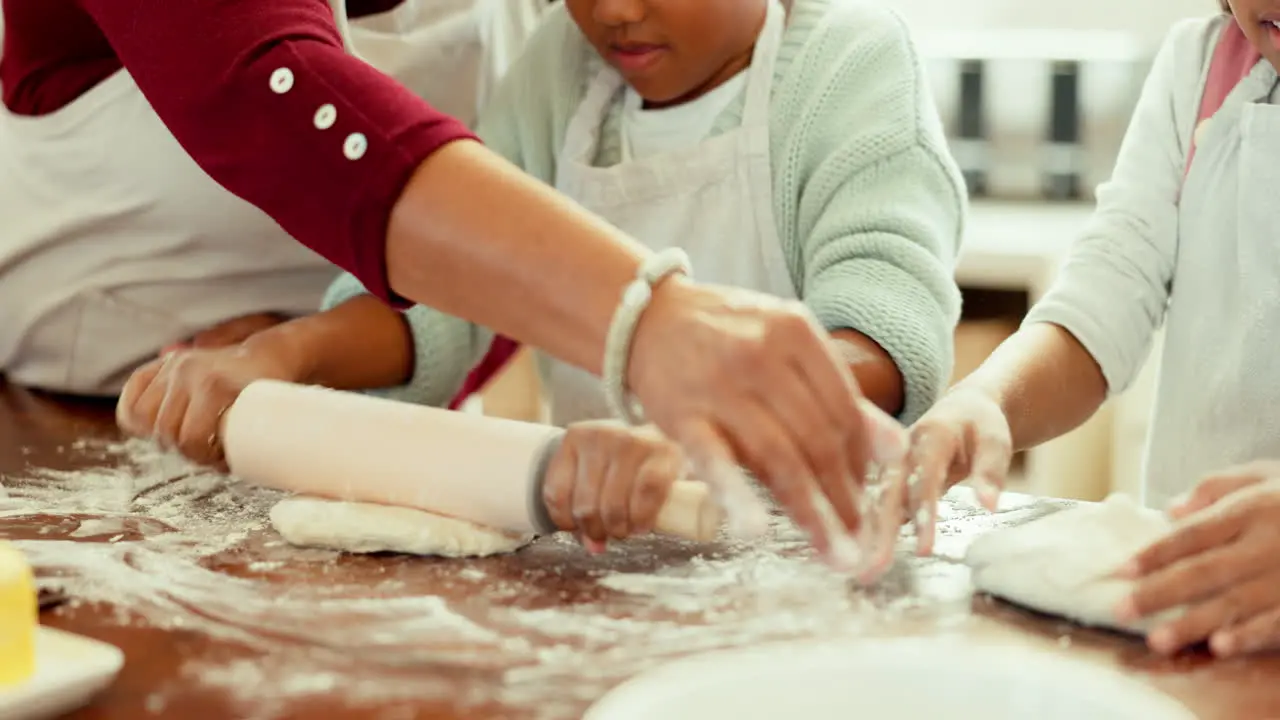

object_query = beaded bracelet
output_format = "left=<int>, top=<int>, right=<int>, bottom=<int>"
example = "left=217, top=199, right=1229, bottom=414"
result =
left=602, top=248, right=693, bottom=425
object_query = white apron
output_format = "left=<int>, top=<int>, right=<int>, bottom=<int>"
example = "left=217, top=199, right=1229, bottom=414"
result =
left=1143, top=63, right=1280, bottom=508
left=350, top=0, right=548, bottom=126
left=545, top=1, right=791, bottom=427
left=0, top=75, right=336, bottom=396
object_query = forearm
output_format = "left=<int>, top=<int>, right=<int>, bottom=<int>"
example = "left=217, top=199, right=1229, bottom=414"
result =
left=386, top=140, right=650, bottom=375
left=244, top=296, right=414, bottom=391
left=956, top=322, right=1107, bottom=451
left=831, top=330, right=903, bottom=416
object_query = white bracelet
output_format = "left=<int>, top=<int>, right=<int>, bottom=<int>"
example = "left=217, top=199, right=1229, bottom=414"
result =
left=602, top=248, right=693, bottom=426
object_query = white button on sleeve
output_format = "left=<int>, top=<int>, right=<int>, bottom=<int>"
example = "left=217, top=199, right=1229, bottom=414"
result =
left=343, top=133, right=368, bottom=161
left=314, top=104, right=337, bottom=130
left=269, top=68, right=295, bottom=94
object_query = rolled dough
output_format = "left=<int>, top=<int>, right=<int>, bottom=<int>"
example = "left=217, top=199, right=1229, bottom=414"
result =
left=270, top=497, right=534, bottom=558
left=966, top=494, right=1182, bottom=634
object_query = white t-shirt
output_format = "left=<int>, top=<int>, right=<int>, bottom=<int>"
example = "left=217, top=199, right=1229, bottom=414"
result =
left=620, top=71, right=749, bottom=161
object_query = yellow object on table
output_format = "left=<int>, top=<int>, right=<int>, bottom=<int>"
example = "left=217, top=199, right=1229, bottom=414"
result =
left=0, top=542, right=36, bottom=686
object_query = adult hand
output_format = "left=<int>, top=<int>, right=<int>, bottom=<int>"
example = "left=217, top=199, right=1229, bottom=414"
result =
left=160, top=312, right=289, bottom=355
left=627, top=279, right=881, bottom=570
left=901, top=386, right=1012, bottom=555
left=117, top=338, right=306, bottom=467
left=1117, top=462, right=1280, bottom=656
left=852, top=400, right=913, bottom=583
left=542, top=421, right=685, bottom=553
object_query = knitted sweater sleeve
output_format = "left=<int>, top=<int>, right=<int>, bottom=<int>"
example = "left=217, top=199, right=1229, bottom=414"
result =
left=779, top=2, right=964, bottom=423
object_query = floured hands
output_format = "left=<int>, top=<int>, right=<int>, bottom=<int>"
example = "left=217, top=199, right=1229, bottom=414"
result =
left=900, top=387, right=1013, bottom=555
left=1117, top=462, right=1280, bottom=656
left=116, top=338, right=306, bottom=467
left=542, top=421, right=685, bottom=553
left=627, top=279, right=884, bottom=570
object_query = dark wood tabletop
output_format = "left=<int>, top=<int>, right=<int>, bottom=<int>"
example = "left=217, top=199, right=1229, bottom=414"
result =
left=2, top=379, right=1279, bottom=720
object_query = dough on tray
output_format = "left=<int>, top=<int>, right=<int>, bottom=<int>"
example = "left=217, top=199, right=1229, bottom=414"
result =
left=965, top=494, right=1182, bottom=634
left=270, top=496, right=534, bottom=558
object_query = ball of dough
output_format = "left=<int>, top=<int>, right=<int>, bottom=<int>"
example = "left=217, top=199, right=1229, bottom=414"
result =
left=966, top=494, right=1182, bottom=634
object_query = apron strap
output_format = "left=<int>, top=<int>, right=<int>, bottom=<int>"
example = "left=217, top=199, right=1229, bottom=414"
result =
left=1182, top=19, right=1260, bottom=186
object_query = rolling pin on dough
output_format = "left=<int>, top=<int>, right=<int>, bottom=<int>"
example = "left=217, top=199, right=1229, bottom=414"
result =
left=220, top=380, right=723, bottom=542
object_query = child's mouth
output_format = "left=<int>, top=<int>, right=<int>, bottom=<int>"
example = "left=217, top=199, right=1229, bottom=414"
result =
left=1263, top=18, right=1280, bottom=48
left=609, top=44, right=666, bottom=73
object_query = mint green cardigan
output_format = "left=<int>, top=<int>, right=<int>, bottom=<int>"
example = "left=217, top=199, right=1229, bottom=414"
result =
left=324, top=0, right=965, bottom=423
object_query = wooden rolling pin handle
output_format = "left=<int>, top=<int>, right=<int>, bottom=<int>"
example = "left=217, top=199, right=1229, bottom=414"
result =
left=653, top=480, right=724, bottom=543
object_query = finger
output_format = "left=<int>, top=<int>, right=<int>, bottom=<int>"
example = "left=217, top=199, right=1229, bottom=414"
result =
left=579, top=534, right=609, bottom=555
left=967, top=426, right=1013, bottom=512
left=1124, top=506, right=1249, bottom=579
left=630, top=447, right=681, bottom=536
left=1170, top=471, right=1267, bottom=519
left=780, top=317, right=869, bottom=505
left=1210, top=575, right=1280, bottom=656
left=858, top=459, right=907, bottom=584
left=1144, top=571, right=1280, bottom=656
left=571, top=445, right=609, bottom=545
left=151, top=375, right=191, bottom=453
left=674, top=419, right=771, bottom=541
left=1120, top=536, right=1269, bottom=621
left=904, top=424, right=958, bottom=555
left=750, top=367, right=857, bottom=533
left=598, top=450, right=636, bottom=541
left=541, top=438, right=579, bottom=533
left=176, top=377, right=234, bottom=467
left=715, top=402, right=856, bottom=566
left=116, top=360, right=163, bottom=435
left=132, top=354, right=182, bottom=446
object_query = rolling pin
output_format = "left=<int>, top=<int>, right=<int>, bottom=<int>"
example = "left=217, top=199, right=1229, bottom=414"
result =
left=220, top=380, right=722, bottom=542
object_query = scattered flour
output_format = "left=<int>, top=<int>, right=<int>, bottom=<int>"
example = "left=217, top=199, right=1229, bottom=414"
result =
left=1, top=438, right=1061, bottom=719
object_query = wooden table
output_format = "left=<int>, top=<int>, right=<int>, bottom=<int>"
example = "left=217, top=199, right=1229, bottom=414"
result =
left=1, top=380, right=1278, bottom=720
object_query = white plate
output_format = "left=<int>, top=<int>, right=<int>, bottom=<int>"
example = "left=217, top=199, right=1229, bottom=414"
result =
left=586, top=637, right=1197, bottom=720
left=0, top=627, right=125, bottom=720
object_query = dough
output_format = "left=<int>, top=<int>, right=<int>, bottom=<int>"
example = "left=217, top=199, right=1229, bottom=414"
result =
left=966, top=494, right=1182, bottom=634
left=270, top=497, right=534, bottom=558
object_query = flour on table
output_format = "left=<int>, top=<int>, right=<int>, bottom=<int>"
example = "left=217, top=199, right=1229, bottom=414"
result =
left=966, top=493, right=1182, bottom=633
left=269, top=496, right=533, bottom=558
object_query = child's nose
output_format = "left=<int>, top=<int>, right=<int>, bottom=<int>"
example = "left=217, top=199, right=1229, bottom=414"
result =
left=593, top=0, right=646, bottom=27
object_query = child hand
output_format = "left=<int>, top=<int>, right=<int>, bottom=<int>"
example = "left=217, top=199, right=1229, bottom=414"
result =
left=542, top=421, right=685, bottom=553
left=1117, top=462, right=1280, bottom=656
left=117, top=339, right=305, bottom=467
left=902, top=386, right=1013, bottom=555
left=160, top=312, right=289, bottom=355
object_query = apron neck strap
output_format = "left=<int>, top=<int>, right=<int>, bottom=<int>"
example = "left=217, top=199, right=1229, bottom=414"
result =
left=1182, top=19, right=1261, bottom=186
left=740, top=0, right=786, bottom=127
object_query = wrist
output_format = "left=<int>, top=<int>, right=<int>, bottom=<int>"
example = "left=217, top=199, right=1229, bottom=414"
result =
left=240, top=320, right=321, bottom=385
left=618, top=271, right=697, bottom=411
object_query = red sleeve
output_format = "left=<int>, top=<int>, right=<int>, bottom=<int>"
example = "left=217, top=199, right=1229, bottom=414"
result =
left=76, top=0, right=477, bottom=305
